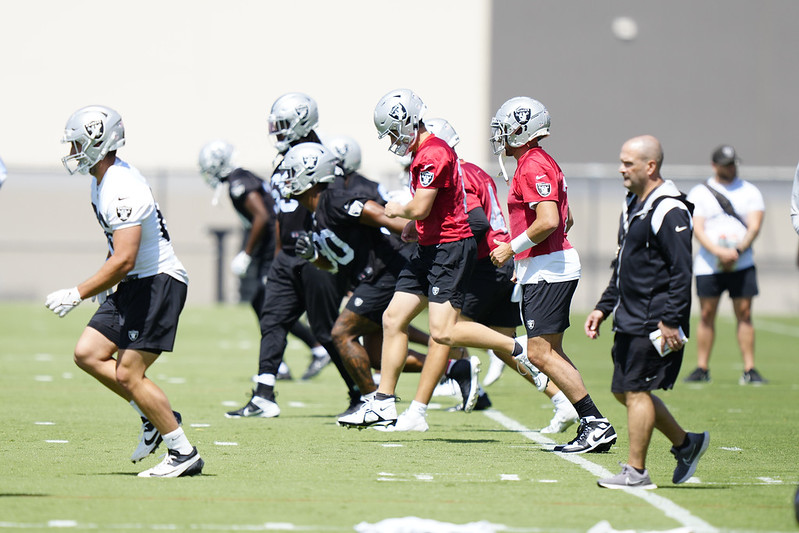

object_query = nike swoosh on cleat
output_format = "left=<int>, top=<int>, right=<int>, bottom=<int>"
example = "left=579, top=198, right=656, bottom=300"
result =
left=143, top=433, right=159, bottom=446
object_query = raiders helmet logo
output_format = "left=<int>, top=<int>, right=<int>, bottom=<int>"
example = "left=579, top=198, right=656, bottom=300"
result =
left=526, top=319, right=535, bottom=330
left=431, top=286, right=440, bottom=296
left=302, top=155, right=319, bottom=170
left=85, top=119, right=104, bottom=140
left=420, top=170, right=435, bottom=187
left=116, top=205, right=132, bottom=221
left=389, top=103, right=408, bottom=121
left=334, top=145, right=348, bottom=158
left=128, top=330, right=139, bottom=341
left=295, top=103, right=309, bottom=120
left=536, top=182, right=552, bottom=197
left=514, top=107, right=531, bottom=125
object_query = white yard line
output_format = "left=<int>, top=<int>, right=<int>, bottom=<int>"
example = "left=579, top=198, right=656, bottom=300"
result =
left=483, top=410, right=719, bottom=533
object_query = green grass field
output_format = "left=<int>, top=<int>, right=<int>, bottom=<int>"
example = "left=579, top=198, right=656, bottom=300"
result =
left=1, top=302, right=797, bottom=532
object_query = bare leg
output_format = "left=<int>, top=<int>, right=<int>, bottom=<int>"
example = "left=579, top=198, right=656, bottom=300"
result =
left=732, top=297, right=755, bottom=371
left=115, top=349, right=179, bottom=435
left=332, top=309, right=380, bottom=395
left=696, top=297, right=720, bottom=370
left=377, top=292, right=427, bottom=396
left=73, top=327, right=129, bottom=400
left=526, top=333, right=588, bottom=403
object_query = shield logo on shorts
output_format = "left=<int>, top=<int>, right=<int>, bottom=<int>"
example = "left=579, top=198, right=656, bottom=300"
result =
left=432, top=286, right=440, bottom=296
left=353, top=297, right=363, bottom=307
left=535, top=183, right=551, bottom=197
left=420, top=170, right=435, bottom=187
left=526, top=320, right=535, bottom=330
left=128, top=330, right=139, bottom=341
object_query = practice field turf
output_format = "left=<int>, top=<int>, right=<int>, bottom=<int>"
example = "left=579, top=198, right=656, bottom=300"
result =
left=1, top=302, right=797, bottom=532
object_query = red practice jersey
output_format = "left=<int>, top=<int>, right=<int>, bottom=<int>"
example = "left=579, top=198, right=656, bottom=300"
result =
left=461, top=161, right=509, bottom=259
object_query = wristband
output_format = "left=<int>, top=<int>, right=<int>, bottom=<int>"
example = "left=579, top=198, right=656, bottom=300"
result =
left=510, top=232, right=536, bottom=254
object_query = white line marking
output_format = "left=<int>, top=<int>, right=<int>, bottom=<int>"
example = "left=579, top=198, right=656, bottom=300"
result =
left=719, top=446, right=742, bottom=451
left=756, top=476, right=782, bottom=484
left=190, top=423, right=211, bottom=428
left=34, top=375, right=53, bottom=382
left=45, top=440, right=68, bottom=444
left=287, top=402, right=306, bottom=407
left=482, top=410, right=718, bottom=533
left=35, top=421, right=55, bottom=425
left=381, top=443, right=403, bottom=447
left=214, top=441, right=238, bottom=446
left=752, top=318, right=799, bottom=337
left=500, top=474, right=520, bottom=481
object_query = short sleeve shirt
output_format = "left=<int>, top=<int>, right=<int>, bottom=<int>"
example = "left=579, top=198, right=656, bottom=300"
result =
left=461, top=161, right=509, bottom=259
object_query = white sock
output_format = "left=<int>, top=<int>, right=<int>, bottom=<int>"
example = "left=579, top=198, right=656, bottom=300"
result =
left=409, top=400, right=428, bottom=415
left=130, top=401, right=145, bottom=418
left=163, top=427, right=193, bottom=455
left=311, top=345, right=328, bottom=358
left=551, top=391, right=569, bottom=408
left=256, top=373, right=276, bottom=386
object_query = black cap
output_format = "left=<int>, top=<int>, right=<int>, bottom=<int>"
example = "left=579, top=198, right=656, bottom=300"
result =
left=712, top=145, right=739, bottom=166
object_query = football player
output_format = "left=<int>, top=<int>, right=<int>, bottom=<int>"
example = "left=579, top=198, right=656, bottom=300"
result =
left=46, top=105, right=203, bottom=477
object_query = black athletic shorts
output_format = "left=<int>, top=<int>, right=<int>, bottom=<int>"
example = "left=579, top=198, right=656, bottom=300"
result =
left=695, top=265, right=758, bottom=299
left=88, top=274, right=187, bottom=355
left=610, top=332, right=683, bottom=393
left=461, top=258, right=520, bottom=328
left=395, top=238, right=476, bottom=309
left=345, top=267, right=400, bottom=325
left=520, top=279, right=578, bottom=337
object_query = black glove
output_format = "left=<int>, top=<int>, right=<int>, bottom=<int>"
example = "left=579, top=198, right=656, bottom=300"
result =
left=295, top=232, right=318, bottom=261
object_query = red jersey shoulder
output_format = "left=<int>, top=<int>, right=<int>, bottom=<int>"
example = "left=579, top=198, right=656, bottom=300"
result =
left=412, top=136, right=457, bottom=189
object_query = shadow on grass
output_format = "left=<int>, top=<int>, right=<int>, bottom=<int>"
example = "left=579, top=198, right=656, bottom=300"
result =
left=0, top=493, right=48, bottom=497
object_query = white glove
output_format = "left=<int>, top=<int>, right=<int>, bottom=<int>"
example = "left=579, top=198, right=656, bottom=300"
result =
left=45, top=287, right=83, bottom=318
left=91, top=287, right=114, bottom=305
left=231, top=251, right=252, bottom=277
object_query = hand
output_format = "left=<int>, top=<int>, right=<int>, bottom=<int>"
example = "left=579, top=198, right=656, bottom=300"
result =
left=584, top=310, right=605, bottom=339
left=45, top=287, right=83, bottom=317
left=400, top=221, right=418, bottom=243
left=490, top=240, right=513, bottom=267
left=230, top=251, right=252, bottom=277
left=91, top=287, right=114, bottom=305
left=657, top=321, right=686, bottom=353
left=295, top=232, right=318, bottom=261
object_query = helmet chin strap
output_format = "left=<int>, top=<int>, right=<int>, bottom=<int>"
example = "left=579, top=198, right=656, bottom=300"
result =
left=497, top=153, right=510, bottom=184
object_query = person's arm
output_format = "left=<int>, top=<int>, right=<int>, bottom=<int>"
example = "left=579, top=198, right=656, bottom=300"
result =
left=736, top=209, right=764, bottom=253
left=384, top=187, right=438, bottom=220
left=490, top=200, right=559, bottom=267
left=240, top=191, right=271, bottom=256
left=358, top=200, right=411, bottom=235
left=692, top=214, right=738, bottom=270
left=654, top=202, right=693, bottom=334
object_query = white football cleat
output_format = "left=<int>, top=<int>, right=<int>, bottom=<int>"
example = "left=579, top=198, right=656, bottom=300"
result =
left=482, top=350, right=506, bottom=387
left=137, top=447, right=204, bottom=478
left=337, top=394, right=397, bottom=429
left=540, top=402, right=579, bottom=434
left=374, top=408, right=428, bottom=432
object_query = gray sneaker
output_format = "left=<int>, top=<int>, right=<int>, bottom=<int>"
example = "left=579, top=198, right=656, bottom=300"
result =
left=597, top=464, right=656, bottom=490
left=671, top=431, right=709, bottom=483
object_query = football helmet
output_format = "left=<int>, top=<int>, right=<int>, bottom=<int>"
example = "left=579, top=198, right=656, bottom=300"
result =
left=489, top=96, right=550, bottom=155
left=268, top=93, right=319, bottom=153
left=373, top=89, right=427, bottom=157
left=198, top=140, right=236, bottom=187
left=277, top=142, right=341, bottom=198
left=61, top=105, right=125, bottom=175
left=423, top=118, right=460, bottom=148
left=324, top=134, right=361, bottom=174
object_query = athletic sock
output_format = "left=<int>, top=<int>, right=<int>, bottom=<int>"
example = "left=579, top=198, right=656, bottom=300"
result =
left=409, top=400, right=427, bottom=415
left=255, top=373, right=276, bottom=387
left=511, top=340, right=524, bottom=357
left=633, top=466, right=646, bottom=475
left=551, top=391, right=569, bottom=408
left=255, top=382, right=275, bottom=400
left=163, top=427, right=193, bottom=455
left=375, top=392, right=394, bottom=401
left=572, top=394, right=603, bottom=420
left=311, top=345, right=328, bottom=358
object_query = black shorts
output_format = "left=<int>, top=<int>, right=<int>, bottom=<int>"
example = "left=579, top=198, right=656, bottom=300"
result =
left=520, top=279, right=577, bottom=337
left=610, top=333, right=683, bottom=393
left=394, top=238, right=476, bottom=309
left=345, top=267, right=400, bottom=325
left=695, top=266, right=758, bottom=299
left=461, top=258, right=520, bottom=328
left=88, top=274, right=187, bottom=355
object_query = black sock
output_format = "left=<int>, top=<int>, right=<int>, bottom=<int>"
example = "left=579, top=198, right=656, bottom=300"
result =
left=572, top=394, right=602, bottom=419
left=375, top=392, right=394, bottom=401
left=676, top=434, right=691, bottom=450
left=255, top=383, right=275, bottom=400
left=633, top=466, right=646, bottom=474
left=511, top=340, right=524, bottom=357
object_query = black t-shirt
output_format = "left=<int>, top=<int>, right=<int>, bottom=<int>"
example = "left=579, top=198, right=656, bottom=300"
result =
left=227, top=168, right=276, bottom=262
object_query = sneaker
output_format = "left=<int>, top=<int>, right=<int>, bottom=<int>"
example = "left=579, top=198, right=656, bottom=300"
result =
left=540, top=402, right=579, bottom=434
left=448, top=356, right=481, bottom=413
left=512, top=338, right=548, bottom=392
left=277, top=361, right=292, bottom=381
left=740, top=368, right=767, bottom=385
left=337, top=394, right=397, bottom=429
left=131, top=411, right=182, bottom=463
left=670, top=431, right=709, bottom=484
left=683, top=367, right=710, bottom=383
left=447, top=390, right=492, bottom=412
left=432, top=377, right=459, bottom=398
left=597, top=464, right=657, bottom=490
left=225, top=392, right=280, bottom=418
left=374, top=408, right=428, bottom=432
left=553, top=416, right=617, bottom=454
left=137, top=446, right=204, bottom=478
left=302, top=353, right=331, bottom=380
left=482, top=350, right=505, bottom=387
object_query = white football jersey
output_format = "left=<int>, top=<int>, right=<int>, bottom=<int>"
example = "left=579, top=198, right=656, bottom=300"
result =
left=90, top=159, right=188, bottom=284
left=687, top=177, right=764, bottom=275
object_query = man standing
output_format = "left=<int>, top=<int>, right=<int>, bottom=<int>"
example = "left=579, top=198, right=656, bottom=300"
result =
left=46, top=105, right=203, bottom=477
left=585, top=135, right=707, bottom=489
left=684, top=145, right=766, bottom=385
left=490, top=97, right=614, bottom=453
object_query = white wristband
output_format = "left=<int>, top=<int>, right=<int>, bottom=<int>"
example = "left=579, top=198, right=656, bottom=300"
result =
left=510, top=232, right=536, bottom=254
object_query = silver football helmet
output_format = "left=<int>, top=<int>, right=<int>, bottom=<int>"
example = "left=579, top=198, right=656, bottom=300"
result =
left=198, top=140, right=236, bottom=187
left=323, top=134, right=361, bottom=174
left=277, top=142, right=341, bottom=198
left=373, top=89, right=427, bottom=157
left=268, top=93, right=319, bottom=153
left=61, top=105, right=125, bottom=175
left=490, top=96, right=550, bottom=155
left=423, top=118, right=460, bottom=148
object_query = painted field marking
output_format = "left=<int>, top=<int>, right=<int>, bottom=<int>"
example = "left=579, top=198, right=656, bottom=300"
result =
left=752, top=318, right=799, bottom=338
left=45, top=440, right=68, bottom=444
left=483, top=410, right=718, bottom=533
left=214, top=441, right=238, bottom=446
left=35, top=421, right=55, bottom=426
